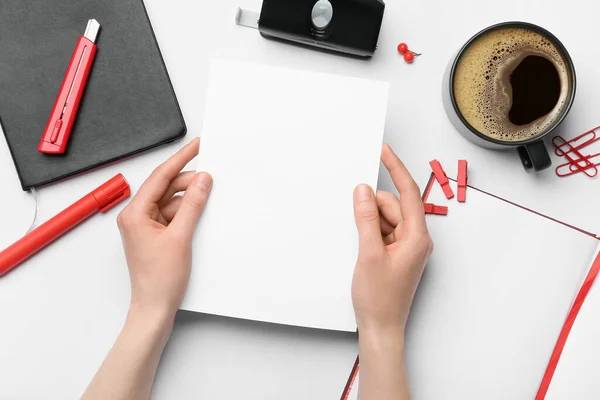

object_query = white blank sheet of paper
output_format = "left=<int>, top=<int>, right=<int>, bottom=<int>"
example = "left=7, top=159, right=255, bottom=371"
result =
left=181, top=59, right=389, bottom=332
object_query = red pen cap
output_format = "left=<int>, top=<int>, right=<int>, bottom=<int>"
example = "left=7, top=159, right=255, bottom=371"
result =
left=92, top=173, right=131, bottom=212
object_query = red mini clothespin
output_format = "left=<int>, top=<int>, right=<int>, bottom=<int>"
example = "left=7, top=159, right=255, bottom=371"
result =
left=429, top=159, right=454, bottom=199
left=457, top=160, right=468, bottom=202
left=424, top=203, right=448, bottom=216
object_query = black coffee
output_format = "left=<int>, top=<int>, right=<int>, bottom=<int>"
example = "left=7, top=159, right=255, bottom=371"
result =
left=508, top=55, right=561, bottom=126
left=453, top=27, right=571, bottom=142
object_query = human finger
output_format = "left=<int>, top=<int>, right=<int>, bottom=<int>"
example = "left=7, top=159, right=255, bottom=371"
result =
left=169, top=172, right=213, bottom=238
left=380, top=215, right=396, bottom=236
left=160, top=196, right=184, bottom=222
left=353, top=184, right=384, bottom=256
left=376, top=190, right=402, bottom=228
left=133, top=138, right=200, bottom=207
left=381, top=144, right=426, bottom=233
left=158, top=171, right=196, bottom=205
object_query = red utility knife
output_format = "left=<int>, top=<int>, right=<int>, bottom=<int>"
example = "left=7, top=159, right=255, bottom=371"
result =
left=38, top=19, right=100, bottom=154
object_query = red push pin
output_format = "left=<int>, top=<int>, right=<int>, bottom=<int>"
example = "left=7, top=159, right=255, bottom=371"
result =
left=397, top=42, right=422, bottom=63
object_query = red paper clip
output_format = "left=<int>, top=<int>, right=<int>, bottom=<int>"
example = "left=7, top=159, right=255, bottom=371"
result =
left=556, top=151, right=600, bottom=177
left=429, top=159, right=454, bottom=199
left=553, top=126, right=600, bottom=156
left=457, top=160, right=467, bottom=202
left=552, top=126, right=600, bottom=178
left=424, top=203, right=448, bottom=215
left=552, top=135, right=597, bottom=177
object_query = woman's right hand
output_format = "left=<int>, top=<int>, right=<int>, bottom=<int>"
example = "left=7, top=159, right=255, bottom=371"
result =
left=351, top=144, right=433, bottom=400
left=351, top=143, right=433, bottom=336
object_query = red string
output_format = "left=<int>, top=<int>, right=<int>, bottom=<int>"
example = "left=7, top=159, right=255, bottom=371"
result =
left=535, top=248, right=600, bottom=399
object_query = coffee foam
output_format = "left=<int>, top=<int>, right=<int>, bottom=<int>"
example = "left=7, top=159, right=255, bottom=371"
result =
left=453, top=27, right=571, bottom=142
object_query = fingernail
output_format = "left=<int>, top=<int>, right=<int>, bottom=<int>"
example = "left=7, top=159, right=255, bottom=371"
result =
left=356, top=184, right=373, bottom=203
left=194, top=172, right=212, bottom=190
left=189, top=137, right=200, bottom=148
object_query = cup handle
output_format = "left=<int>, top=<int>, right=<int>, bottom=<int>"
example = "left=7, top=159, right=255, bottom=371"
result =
left=517, top=141, right=552, bottom=171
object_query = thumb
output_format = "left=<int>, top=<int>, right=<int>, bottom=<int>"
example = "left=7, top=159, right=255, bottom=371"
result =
left=169, top=172, right=213, bottom=238
left=353, top=184, right=384, bottom=254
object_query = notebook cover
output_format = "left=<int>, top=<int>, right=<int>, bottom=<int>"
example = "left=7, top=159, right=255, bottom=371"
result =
left=0, top=0, right=186, bottom=190
left=409, top=177, right=597, bottom=398
left=341, top=176, right=600, bottom=399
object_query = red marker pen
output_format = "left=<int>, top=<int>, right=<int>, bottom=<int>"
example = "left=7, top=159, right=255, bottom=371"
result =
left=0, top=174, right=130, bottom=276
left=38, top=19, right=100, bottom=154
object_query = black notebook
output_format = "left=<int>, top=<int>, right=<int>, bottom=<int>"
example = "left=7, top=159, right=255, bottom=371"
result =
left=0, top=0, right=185, bottom=190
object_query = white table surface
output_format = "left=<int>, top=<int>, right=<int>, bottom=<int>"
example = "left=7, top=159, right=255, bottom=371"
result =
left=2, top=0, right=600, bottom=398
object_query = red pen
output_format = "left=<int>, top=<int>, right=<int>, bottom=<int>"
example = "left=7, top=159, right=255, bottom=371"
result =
left=0, top=174, right=130, bottom=276
left=38, top=19, right=100, bottom=154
